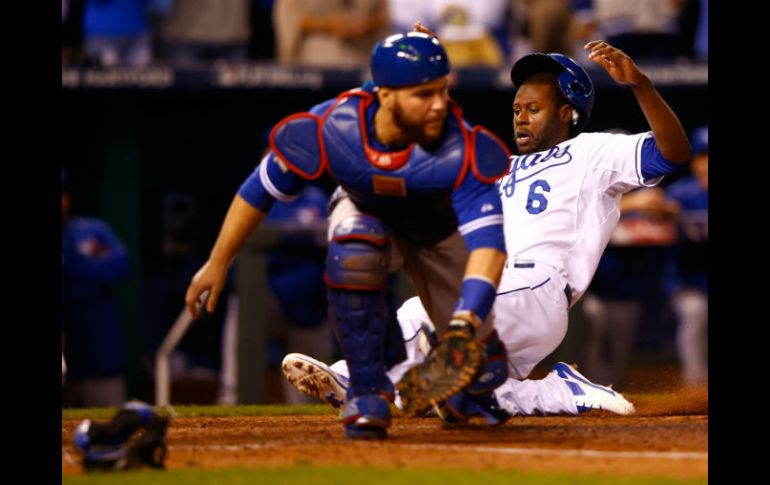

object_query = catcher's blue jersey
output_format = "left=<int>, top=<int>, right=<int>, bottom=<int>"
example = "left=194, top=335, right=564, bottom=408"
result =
left=247, top=83, right=510, bottom=249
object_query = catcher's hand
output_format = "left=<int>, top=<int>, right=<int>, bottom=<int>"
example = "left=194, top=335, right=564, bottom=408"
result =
left=396, top=323, right=484, bottom=416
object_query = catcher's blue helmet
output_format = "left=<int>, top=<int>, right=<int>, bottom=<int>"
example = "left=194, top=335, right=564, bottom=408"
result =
left=691, top=125, right=708, bottom=154
left=510, top=53, right=594, bottom=133
left=371, top=32, right=450, bottom=88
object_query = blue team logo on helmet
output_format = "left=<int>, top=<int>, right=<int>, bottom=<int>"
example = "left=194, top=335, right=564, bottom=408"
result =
left=371, top=32, right=451, bottom=88
left=510, top=53, right=595, bottom=133
left=691, top=125, right=708, bottom=154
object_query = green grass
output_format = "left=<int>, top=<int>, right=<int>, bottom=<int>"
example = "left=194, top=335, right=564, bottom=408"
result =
left=62, top=403, right=333, bottom=421
left=62, top=466, right=706, bottom=485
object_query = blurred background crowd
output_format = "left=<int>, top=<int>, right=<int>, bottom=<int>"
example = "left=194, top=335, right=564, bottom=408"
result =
left=62, top=0, right=707, bottom=68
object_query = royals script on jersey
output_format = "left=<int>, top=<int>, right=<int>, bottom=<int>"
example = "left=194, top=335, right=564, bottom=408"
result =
left=497, top=131, right=661, bottom=305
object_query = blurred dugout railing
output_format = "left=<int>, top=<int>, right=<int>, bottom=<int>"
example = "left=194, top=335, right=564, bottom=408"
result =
left=154, top=219, right=419, bottom=405
left=155, top=221, right=328, bottom=406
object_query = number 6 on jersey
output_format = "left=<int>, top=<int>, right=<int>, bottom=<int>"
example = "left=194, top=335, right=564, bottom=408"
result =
left=526, top=180, right=551, bottom=214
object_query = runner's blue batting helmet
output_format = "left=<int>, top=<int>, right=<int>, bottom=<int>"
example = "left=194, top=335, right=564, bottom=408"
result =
left=371, top=32, right=450, bottom=88
left=510, top=53, right=594, bottom=133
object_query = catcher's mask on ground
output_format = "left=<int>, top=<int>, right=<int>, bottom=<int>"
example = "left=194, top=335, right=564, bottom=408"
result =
left=73, top=401, right=172, bottom=472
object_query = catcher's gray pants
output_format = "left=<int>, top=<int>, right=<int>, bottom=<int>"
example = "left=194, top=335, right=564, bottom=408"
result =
left=327, top=189, right=495, bottom=340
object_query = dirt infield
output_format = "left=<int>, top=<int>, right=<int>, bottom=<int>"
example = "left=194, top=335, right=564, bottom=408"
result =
left=62, top=387, right=707, bottom=480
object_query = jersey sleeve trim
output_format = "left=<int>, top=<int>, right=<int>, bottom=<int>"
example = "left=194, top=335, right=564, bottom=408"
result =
left=458, top=214, right=504, bottom=236
left=634, top=132, right=664, bottom=187
left=260, top=155, right=299, bottom=202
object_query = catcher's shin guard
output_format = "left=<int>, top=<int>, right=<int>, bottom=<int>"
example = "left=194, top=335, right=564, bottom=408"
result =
left=325, top=215, right=399, bottom=401
left=327, top=289, right=394, bottom=396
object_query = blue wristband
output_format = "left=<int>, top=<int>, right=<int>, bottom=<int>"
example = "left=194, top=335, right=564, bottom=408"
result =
left=454, top=277, right=497, bottom=322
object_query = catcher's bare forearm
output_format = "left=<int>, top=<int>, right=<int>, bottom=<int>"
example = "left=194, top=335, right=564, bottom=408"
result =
left=185, top=195, right=267, bottom=318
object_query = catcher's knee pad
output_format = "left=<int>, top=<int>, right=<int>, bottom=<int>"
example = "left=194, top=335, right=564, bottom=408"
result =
left=73, top=401, right=170, bottom=471
left=464, top=330, right=508, bottom=395
left=325, top=215, right=390, bottom=290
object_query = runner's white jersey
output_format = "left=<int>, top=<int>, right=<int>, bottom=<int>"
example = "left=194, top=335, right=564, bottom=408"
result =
left=497, top=131, right=662, bottom=305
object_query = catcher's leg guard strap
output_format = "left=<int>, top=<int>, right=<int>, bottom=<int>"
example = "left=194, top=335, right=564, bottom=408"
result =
left=326, top=215, right=395, bottom=396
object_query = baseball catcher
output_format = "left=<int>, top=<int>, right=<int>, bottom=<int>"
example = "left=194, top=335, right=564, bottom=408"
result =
left=186, top=29, right=510, bottom=438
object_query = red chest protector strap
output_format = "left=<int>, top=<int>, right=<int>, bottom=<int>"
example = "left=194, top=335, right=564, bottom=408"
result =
left=468, top=126, right=512, bottom=184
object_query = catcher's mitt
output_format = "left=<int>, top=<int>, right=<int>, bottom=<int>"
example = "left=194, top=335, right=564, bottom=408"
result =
left=396, top=326, right=484, bottom=416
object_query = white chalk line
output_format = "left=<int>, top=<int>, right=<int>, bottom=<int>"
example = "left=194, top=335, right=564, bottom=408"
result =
left=159, top=442, right=707, bottom=461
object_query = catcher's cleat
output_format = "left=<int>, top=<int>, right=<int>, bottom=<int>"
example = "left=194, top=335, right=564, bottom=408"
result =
left=551, top=362, right=636, bottom=415
left=282, top=353, right=348, bottom=410
left=342, top=394, right=391, bottom=439
left=396, top=328, right=484, bottom=416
